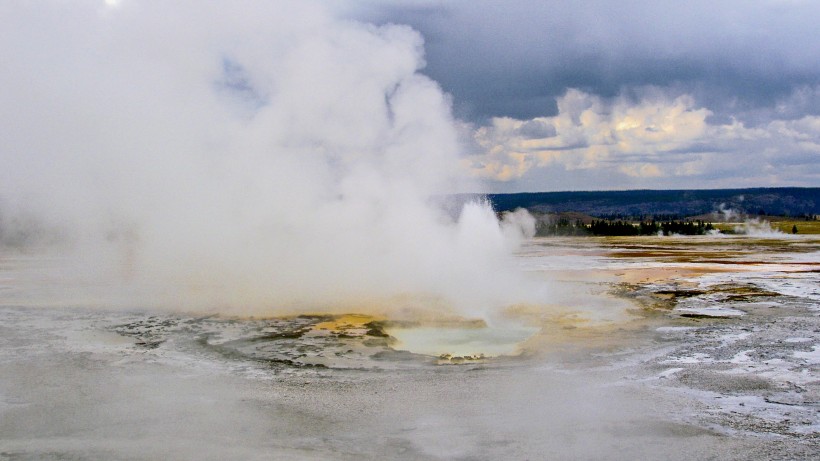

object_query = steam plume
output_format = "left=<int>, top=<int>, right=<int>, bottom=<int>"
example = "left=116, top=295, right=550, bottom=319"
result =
left=0, top=1, right=541, bottom=317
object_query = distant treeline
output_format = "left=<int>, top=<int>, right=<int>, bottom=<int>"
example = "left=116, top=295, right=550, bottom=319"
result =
left=537, top=219, right=714, bottom=237
left=483, top=187, right=820, bottom=219
left=588, top=219, right=713, bottom=236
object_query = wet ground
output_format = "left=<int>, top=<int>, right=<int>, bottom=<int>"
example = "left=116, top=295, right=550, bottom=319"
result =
left=1, top=235, right=818, bottom=459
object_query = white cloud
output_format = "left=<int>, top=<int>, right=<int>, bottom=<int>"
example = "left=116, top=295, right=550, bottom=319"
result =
left=467, top=87, right=820, bottom=189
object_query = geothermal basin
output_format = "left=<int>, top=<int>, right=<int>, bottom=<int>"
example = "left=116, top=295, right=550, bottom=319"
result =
left=1, top=235, right=819, bottom=460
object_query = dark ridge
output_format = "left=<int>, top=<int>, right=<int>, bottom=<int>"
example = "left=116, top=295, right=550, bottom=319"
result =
left=472, top=187, right=819, bottom=219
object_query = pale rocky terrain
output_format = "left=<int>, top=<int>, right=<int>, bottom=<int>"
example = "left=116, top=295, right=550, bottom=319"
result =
left=1, top=235, right=818, bottom=460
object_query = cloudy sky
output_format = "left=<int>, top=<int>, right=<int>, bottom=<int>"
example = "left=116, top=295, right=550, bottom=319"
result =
left=3, top=0, right=819, bottom=201
left=354, top=0, right=820, bottom=192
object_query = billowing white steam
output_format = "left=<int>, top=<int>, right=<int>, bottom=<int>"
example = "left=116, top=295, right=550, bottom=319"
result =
left=733, top=219, right=787, bottom=237
left=0, top=1, right=540, bottom=316
left=713, top=205, right=790, bottom=238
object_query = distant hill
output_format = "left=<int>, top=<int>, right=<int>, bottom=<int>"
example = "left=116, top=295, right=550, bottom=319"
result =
left=481, top=188, right=819, bottom=220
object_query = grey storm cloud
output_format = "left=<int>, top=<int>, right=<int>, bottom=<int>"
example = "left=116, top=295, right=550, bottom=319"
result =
left=517, top=120, right=557, bottom=140
left=353, top=0, right=820, bottom=124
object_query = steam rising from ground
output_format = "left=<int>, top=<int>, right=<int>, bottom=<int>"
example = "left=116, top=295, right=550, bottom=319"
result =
left=0, top=1, right=540, bottom=316
left=713, top=205, right=790, bottom=238
left=733, top=219, right=786, bottom=237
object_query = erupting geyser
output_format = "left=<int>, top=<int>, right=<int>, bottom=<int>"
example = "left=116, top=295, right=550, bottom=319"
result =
left=0, top=0, right=542, bottom=318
